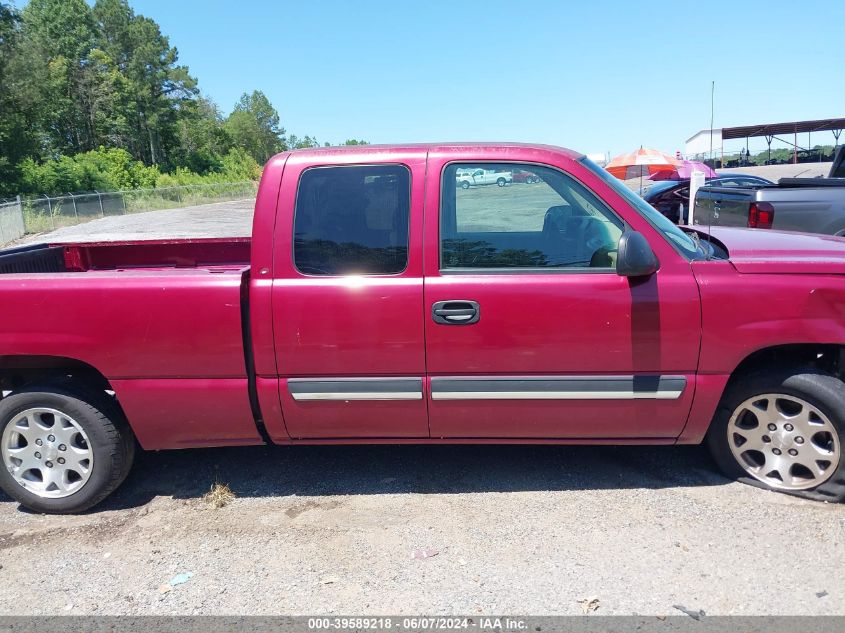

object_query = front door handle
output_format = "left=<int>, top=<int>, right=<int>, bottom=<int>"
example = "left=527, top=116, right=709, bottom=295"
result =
left=432, top=300, right=480, bottom=325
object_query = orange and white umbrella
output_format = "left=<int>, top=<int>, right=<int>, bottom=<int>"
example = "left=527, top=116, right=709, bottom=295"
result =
left=605, top=148, right=680, bottom=180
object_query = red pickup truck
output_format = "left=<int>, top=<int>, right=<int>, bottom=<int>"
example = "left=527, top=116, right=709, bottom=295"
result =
left=2, top=143, right=845, bottom=513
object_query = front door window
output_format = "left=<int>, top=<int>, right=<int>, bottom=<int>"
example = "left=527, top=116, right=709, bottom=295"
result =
left=441, top=163, right=623, bottom=271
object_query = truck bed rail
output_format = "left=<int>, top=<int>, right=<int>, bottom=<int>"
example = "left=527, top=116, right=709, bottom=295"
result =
left=778, top=177, right=845, bottom=188
left=0, top=237, right=251, bottom=274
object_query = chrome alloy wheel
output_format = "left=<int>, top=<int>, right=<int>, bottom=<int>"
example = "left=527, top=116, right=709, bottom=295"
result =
left=727, top=394, right=840, bottom=490
left=2, top=408, right=94, bottom=498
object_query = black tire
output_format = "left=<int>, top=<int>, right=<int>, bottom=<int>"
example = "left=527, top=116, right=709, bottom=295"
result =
left=0, top=383, right=135, bottom=513
left=497, top=178, right=506, bottom=187
left=461, top=180, right=470, bottom=189
left=706, top=367, right=845, bottom=502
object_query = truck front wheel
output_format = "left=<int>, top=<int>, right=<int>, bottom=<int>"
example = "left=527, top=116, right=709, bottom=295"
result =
left=707, top=368, right=845, bottom=502
left=0, top=384, right=135, bottom=514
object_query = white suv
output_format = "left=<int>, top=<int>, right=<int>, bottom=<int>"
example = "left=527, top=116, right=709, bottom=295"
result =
left=456, top=168, right=513, bottom=189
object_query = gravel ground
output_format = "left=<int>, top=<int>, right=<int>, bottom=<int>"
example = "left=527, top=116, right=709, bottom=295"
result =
left=21, top=198, right=255, bottom=244
left=0, top=443, right=843, bottom=615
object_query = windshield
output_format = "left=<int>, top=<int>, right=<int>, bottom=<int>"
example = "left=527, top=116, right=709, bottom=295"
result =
left=578, top=156, right=703, bottom=260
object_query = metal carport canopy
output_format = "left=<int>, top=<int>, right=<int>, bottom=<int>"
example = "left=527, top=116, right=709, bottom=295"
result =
left=722, top=118, right=845, bottom=140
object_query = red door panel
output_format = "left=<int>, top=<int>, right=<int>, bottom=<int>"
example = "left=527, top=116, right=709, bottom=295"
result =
left=422, top=148, right=701, bottom=439
left=424, top=273, right=700, bottom=438
left=270, top=149, right=429, bottom=439
left=273, top=277, right=424, bottom=377
left=424, top=272, right=698, bottom=375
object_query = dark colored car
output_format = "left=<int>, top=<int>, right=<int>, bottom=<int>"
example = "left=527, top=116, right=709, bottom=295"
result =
left=643, top=174, right=773, bottom=223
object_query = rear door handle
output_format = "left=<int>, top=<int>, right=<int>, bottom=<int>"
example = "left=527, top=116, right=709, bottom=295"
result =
left=432, top=300, right=480, bottom=325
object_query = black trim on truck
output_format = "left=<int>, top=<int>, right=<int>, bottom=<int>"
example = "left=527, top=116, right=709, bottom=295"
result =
left=0, top=244, right=66, bottom=274
left=240, top=269, right=272, bottom=445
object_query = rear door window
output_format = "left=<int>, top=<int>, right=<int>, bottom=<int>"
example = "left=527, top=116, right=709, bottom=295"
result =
left=293, top=165, right=411, bottom=275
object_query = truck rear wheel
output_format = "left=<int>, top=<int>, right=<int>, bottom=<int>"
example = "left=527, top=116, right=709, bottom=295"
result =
left=497, top=178, right=506, bottom=187
left=0, top=384, right=135, bottom=514
left=707, top=368, right=845, bottom=502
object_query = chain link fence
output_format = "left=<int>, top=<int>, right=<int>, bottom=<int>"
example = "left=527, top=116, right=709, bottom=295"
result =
left=0, top=196, right=25, bottom=245
left=2, top=181, right=257, bottom=244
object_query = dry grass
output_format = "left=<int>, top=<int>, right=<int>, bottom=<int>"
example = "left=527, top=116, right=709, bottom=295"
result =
left=202, top=483, right=235, bottom=509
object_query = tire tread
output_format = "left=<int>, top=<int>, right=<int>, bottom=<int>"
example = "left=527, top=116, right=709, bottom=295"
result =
left=707, top=365, right=845, bottom=503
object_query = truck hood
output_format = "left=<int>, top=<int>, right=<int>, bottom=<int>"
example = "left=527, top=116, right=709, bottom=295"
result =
left=703, top=226, right=845, bottom=274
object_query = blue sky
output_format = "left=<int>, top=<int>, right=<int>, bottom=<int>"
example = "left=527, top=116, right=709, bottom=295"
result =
left=23, top=1, right=845, bottom=157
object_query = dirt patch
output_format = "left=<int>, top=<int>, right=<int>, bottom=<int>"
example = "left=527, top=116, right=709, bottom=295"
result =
left=284, top=499, right=342, bottom=519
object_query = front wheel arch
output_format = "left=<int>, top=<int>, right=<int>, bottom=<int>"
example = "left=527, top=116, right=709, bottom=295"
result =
left=725, top=344, right=844, bottom=388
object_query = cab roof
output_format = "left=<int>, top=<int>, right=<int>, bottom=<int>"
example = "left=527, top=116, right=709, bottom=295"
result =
left=276, top=142, right=583, bottom=161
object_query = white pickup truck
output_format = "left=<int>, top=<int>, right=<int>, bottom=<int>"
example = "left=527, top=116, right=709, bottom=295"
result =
left=456, top=168, right=513, bottom=189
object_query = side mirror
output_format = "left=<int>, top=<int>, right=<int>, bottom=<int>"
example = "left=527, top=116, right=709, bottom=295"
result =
left=616, top=231, right=659, bottom=277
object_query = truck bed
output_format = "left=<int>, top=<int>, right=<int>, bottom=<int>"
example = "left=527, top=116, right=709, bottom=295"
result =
left=0, top=235, right=258, bottom=450
left=694, top=180, right=845, bottom=235
left=0, top=237, right=251, bottom=274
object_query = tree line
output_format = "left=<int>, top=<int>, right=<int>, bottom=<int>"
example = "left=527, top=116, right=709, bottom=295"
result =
left=0, top=0, right=366, bottom=197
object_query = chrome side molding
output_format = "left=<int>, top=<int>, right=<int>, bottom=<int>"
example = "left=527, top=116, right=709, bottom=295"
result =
left=430, top=376, right=686, bottom=401
left=287, top=375, right=686, bottom=402
left=288, top=377, right=423, bottom=401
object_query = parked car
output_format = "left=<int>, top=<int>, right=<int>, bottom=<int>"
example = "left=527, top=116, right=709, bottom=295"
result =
left=644, top=175, right=773, bottom=223
left=3, top=142, right=845, bottom=513
left=456, top=168, right=512, bottom=189
left=693, top=146, right=845, bottom=234
left=512, top=169, right=542, bottom=184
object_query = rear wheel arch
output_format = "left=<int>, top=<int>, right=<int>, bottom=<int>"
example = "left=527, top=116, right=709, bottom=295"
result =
left=0, top=356, right=129, bottom=427
left=0, top=355, right=113, bottom=395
